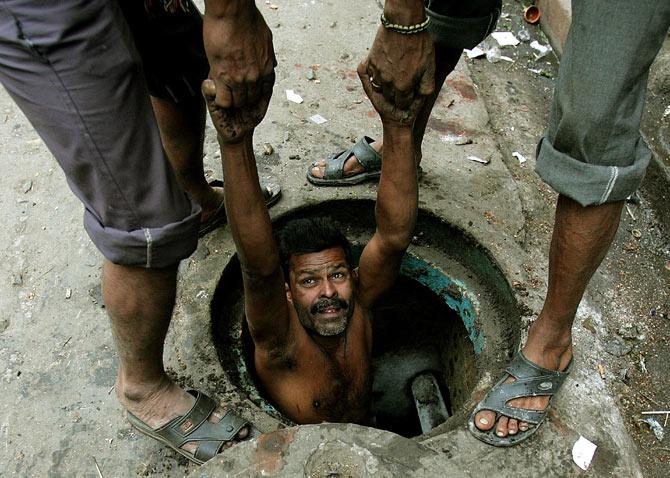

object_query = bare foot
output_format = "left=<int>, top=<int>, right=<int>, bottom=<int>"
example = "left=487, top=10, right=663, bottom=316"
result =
left=474, top=324, right=573, bottom=438
left=118, top=376, right=249, bottom=456
left=196, top=185, right=225, bottom=224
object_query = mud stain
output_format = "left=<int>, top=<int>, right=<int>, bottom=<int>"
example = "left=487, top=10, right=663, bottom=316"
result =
left=252, top=429, right=295, bottom=475
left=448, top=79, right=477, bottom=101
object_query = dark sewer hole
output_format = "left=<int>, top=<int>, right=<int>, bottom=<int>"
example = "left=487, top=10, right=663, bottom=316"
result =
left=213, top=257, right=477, bottom=438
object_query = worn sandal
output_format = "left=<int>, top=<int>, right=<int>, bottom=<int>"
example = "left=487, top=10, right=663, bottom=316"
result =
left=128, top=390, right=251, bottom=465
left=306, top=136, right=382, bottom=186
left=198, top=178, right=281, bottom=237
left=468, top=351, right=573, bottom=447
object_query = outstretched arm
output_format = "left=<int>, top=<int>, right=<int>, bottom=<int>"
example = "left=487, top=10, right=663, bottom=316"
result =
left=202, top=80, right=289, bottom=348
left=356, top=61, right=422, bottom=308
left=203, top=0, right=276, bottom=109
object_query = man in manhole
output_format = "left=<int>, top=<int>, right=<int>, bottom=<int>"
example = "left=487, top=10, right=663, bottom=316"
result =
left=203, top=58, right=423, bottom=423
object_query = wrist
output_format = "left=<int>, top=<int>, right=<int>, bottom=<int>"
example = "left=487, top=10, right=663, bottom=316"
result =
left=383, top=0, right=426, bottom=25
left=383, top=123, right=413, bottom=140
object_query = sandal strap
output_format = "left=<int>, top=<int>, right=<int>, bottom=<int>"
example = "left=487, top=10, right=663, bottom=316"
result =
left=473, top=352, right=573, bottom=425
left=323, top=150, right=350, bottom=180
left=152, top=390, right=248, bottom=459
left=350, top=136, right=381, bottom=171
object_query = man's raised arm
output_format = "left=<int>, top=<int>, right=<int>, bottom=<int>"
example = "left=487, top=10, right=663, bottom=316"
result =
left=203, top=0, right=276, bottom=109
left=356, top=60, right=423, bottom=307
left=202, top=80, right=289, bottom=347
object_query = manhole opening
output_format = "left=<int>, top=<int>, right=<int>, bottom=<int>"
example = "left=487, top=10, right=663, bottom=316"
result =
left=211, top=200, right=520, bottom=437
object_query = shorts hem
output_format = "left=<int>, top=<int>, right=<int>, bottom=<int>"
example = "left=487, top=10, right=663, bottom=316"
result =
left=83, top=201, right=201, bottom=268
left=426, top=6, right=500, bottom=49
left=535, top=137, right=651, bottom=206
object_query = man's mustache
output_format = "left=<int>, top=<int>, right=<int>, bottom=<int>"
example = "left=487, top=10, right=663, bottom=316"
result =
left=311, top=298, right=348, bottom=314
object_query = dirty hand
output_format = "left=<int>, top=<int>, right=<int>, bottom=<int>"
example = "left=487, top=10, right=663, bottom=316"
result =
left=364, top=21, right=435, bottom=110
left=202, top=79, right=272, bottom=144
left=358, top=59, right=424, bottom=127
left=203, top=1, right=276, bottom=109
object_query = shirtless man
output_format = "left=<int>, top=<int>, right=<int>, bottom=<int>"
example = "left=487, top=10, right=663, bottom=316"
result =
left=202, top=60, right=423, bottom=423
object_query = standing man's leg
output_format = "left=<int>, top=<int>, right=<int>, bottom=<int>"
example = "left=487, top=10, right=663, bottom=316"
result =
left=307, top=0, right=501, bottom=183
left=471, top=0, right=670, bottom=444
left=0, top=0, right=250, bottom=461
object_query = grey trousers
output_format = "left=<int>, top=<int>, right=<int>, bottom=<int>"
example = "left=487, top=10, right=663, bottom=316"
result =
left=536, top=0, right=670, bottom=206
left=0, top=0, right=200, bottom=267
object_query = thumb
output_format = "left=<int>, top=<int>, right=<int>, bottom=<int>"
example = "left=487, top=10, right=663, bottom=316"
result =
left=357, top=60, right=375, bottom=100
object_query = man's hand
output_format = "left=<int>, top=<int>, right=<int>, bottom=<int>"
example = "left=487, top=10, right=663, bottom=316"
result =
left=202, top=79, right=272, bottom=144
left=358, top=60, right=423, bottom=127
left=203, top=1, right=276, bottom=109
left=364, top=21, right=435, bottom=110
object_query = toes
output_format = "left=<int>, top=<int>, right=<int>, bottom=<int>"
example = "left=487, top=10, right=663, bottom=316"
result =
left=496, top=416, right=509, bottom=438
left=519, top=421, right=529, bottom=432
left=508, top=418, right=518, bottom=435
left=310, top=165, right=325, bottom=178
left=236, top=425, right=249, bottom=440
left=474, top=410, right=496, bottom=431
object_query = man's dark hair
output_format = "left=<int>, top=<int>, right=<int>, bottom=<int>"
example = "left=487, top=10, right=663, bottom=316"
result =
left=276, top=217, right=353, bottom=279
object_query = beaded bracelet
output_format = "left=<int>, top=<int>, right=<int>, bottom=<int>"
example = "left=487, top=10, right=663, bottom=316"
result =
left=380, top=14, right=430, bottom=34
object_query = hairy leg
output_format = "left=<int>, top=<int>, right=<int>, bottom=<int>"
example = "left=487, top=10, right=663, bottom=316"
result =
left=475, top=195, right=624, bottom=436
left=150, top=96, right=224, bottom=220
left=104, top=261, right=247, bottom=452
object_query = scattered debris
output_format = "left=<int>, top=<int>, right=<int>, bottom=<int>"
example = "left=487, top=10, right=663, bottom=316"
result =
left=410, top=232, right=429, bottom=246
left=663, top=105, right=670, bottom=118
left=617, top=324, right=643, bottom=340
left=603, top=337, right=632, bottom=357
left=483, top=211, right=497, bottom=224
left=512, top=151, right=527, bottom=164
left=268, top=3, right=279, bottom=10
left=582, top=317, right=597, bottom=335
left=465, top=47, right=486, bottom=59
left=455, top=137, right=473, bottom=145
left=523, top=5, right=541, bottom=25
left=486, top=47, right=502, bottom=63
left=11, top=273, right=23, bottom=286
left=288, top=154, right=301, bottom=160
left=262, top=143, right=274, bottom=156
left=666, top=260, right=670, bottom=272
left=625, top=203, right=636, bottom=221
left=517, top=29, right=531, bottom=42
left=306, top=68, right=316, bottom=81
left=286, top=89, right=304, bottom=104
left=640, top=418, right=665, bottom=441
left=195, top=290, right=208, bottom=300
left=21, top=180, right=33, bottom=194
left=467, top=155, right=490, bottom=165
left=440, top=134, right=471, bottom=145
left=65, top=288, right=72, bottom=299
left=639, top=356, right=648, bottom=374
left=619, top=367, right=630, bottom=385
left=630, top=229, right=642, bottom=239
left=93, top=456, right=104, bottom=478
left=572, top=436, right=597, bottom=471
left=530, top=41, right=552, bottom=60
left=309, top=114, right=327, bottom=125
left=491, top=31, right=520, bottom=47
left=598, top=364, right=606, bottom=379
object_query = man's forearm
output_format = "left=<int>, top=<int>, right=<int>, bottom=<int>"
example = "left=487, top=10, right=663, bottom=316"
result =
left=374, top=125, right=418, bottom=250
left=383, top=0, right=426, bottom=24
left=221, top=136, right=280, bottom=278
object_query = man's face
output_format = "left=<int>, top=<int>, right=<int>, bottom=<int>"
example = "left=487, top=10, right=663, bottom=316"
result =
left=287, top=247, right=356, bottom=337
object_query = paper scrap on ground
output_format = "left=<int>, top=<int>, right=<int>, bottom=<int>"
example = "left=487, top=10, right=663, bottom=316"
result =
left=491, top=32, right=520, bottom=47
left=286, top=89, right=304, bottom=104
left=512, top=151, right=527, bottom=164
left=664, top=105, right=670, bottom=118
left=467, top=155, right=490, bottom=165
left=309, top=114, right=327, bottom=125
left=465, top=47, right=486, bottom=59
left=530, top=41, right=552, bottom=59
left=572, top=436, right=597, bottom=471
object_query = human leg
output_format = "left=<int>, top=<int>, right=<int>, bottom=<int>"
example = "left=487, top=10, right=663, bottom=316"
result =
left=471, top=0, right=670, bottom=444
left=0, top=0, right=249, bottom=458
